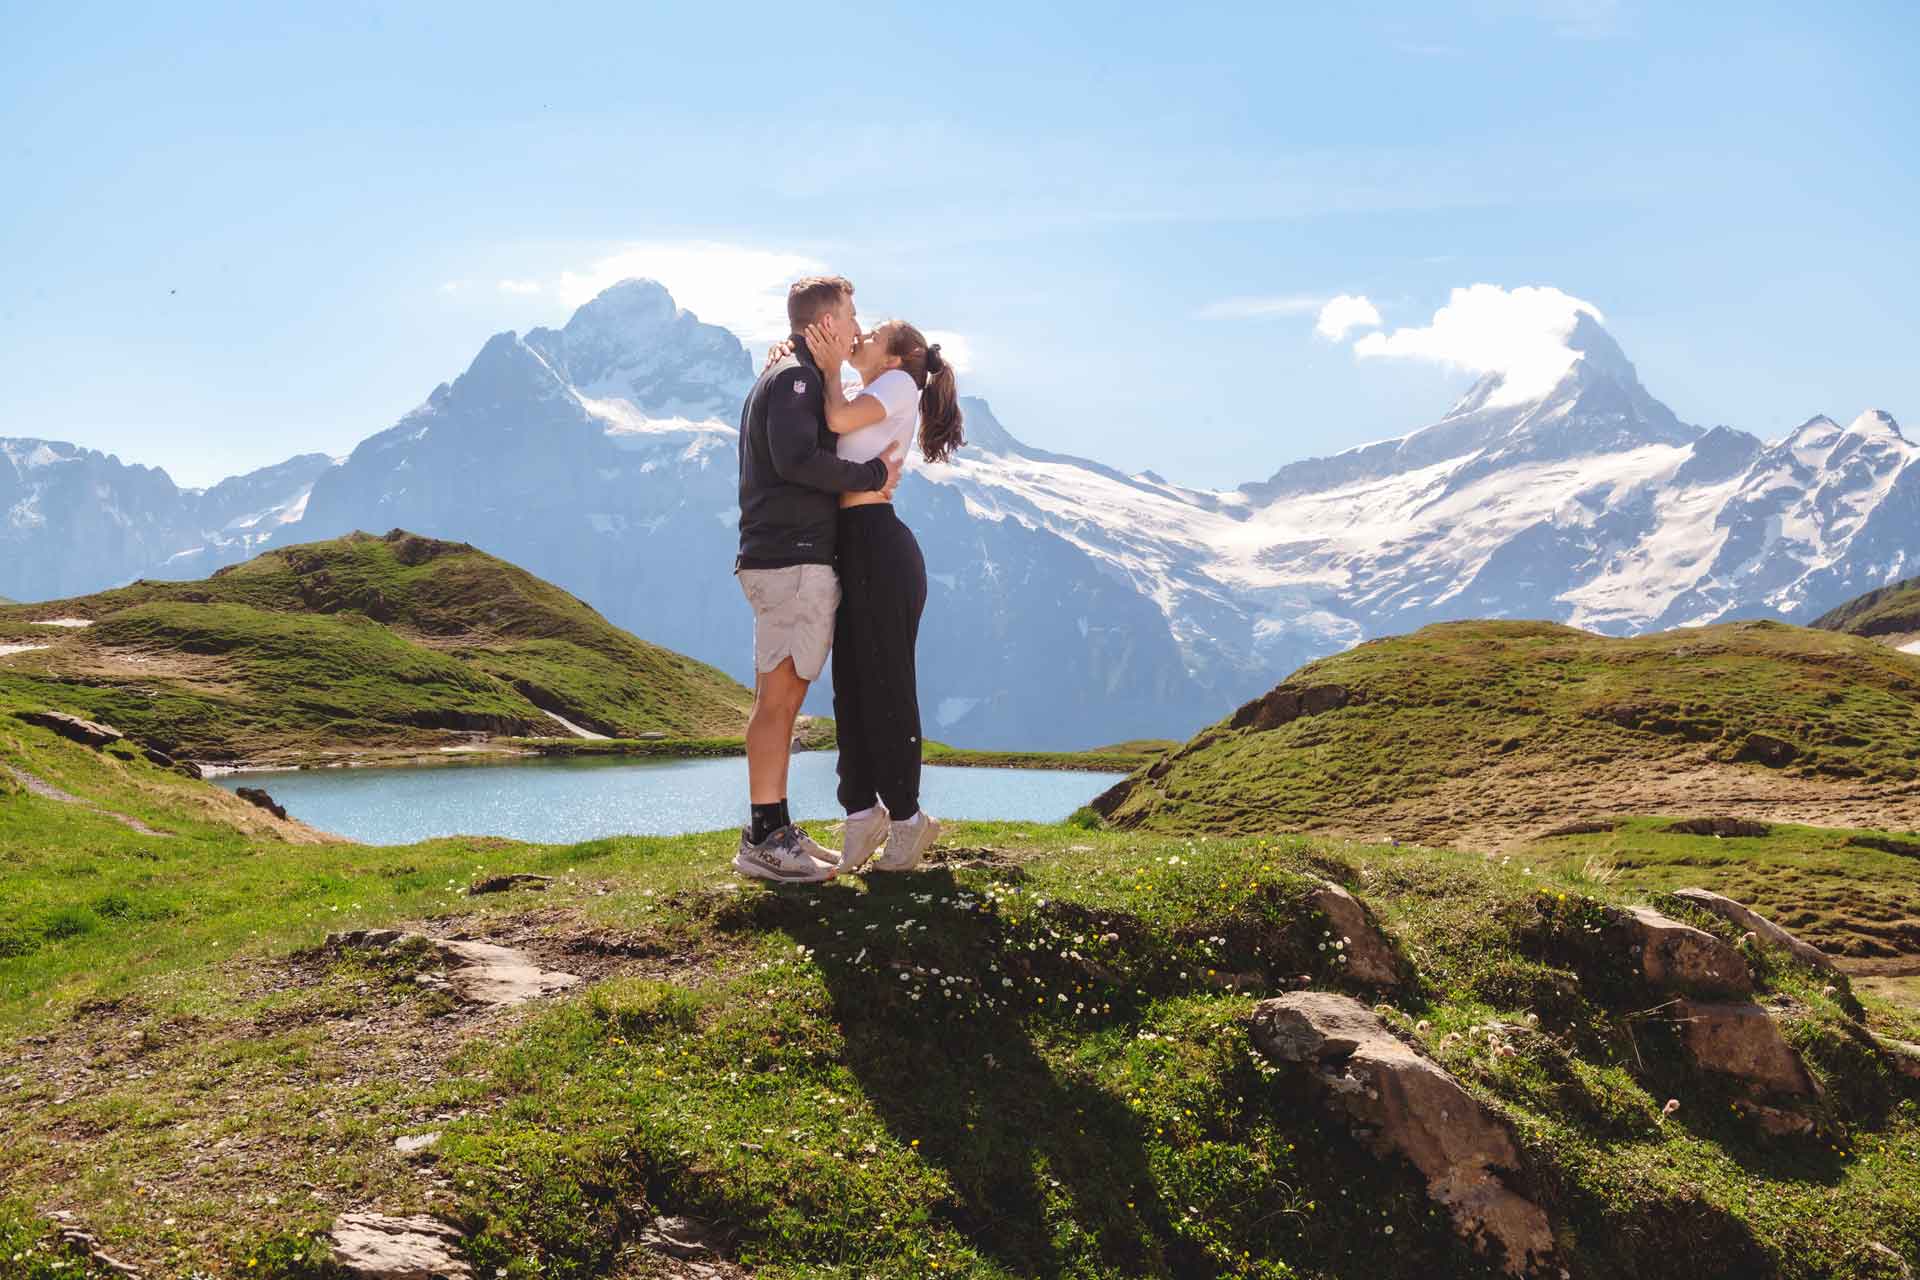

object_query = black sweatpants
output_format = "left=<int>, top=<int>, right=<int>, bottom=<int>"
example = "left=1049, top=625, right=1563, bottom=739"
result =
left=832, top=504, right=929, bottom=817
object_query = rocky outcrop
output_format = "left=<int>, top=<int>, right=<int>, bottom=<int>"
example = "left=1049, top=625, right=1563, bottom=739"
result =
left=327, top=930, right=579, bottom=1008
left=1619, top=906, right=1752, bottom=995
left=1874, top=1034, right=1920, bottom=1082
left=15, top=709, right=124, bottom=749
left=1847, top=834, right=1920, bottom=859
left=1675, top=1001, right=1818, bottom=1099
left=467, top=872, right=556, bottom=896
left=1249, top=993, right=1555, bottom=1276
left=1615, top=907, right=1822, bottom=1130
left=235, top=786, right=289, bottom=821
left=1303, top=881, right=1401, bottom=987
left=327, top=1212, right=472, bottom=1279
left=1229, top=683, right=1361, bottom=732
left=1670, top=888, right=1835, bottom=972
left=1729, top=732, right=1799, bottom=767
left=1661, top=817, right=1770, bottom=838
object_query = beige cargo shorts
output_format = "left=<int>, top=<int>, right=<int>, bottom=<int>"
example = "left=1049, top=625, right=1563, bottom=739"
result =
left=737, top=563, right=841, bottom=682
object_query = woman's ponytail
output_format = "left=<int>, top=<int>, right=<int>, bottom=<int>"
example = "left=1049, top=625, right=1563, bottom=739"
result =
left=884, top=322, right=966, bottom=465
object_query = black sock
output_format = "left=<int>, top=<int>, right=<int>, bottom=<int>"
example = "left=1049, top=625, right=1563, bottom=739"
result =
left=750, top=800, right=789, bottom=844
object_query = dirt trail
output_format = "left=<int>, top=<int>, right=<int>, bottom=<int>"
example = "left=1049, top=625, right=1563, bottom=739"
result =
left=3, top=763, right=172, bottom=836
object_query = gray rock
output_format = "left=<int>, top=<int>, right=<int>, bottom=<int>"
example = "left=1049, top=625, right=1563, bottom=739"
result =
left=1873, top=1034, right=1920, bottom=1082
left=327, top=1212, right=472, bottom=1279
left=394, top=1131, right=441, bottom=1155
left=1620, top=906, right=1752, bottom=995
left=1303, top=882, right=1401, bottom=987
left=466, top=872, right=556, bottom=896
left=16, top=709, right=124, bottom=749
left=328, top=931, right=578, bottom=1007
left=235, top=786, right=289, bottom=820
left=639, top=1214, right=726, bottom=1260
left=1674, top=1000, right=1817, bottom=1098
left=435, top=939, right=579, bottom=1007
left=1671, top=888, right=1835, bottom=972
left=1250, top=993, right=1555, bottom=1276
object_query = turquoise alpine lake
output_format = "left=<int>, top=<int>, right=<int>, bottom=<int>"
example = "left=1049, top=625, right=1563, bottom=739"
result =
left=212, top=752, right=1124, bottom=845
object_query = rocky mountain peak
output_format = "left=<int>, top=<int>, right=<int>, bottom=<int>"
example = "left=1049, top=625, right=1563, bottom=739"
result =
left=522, top=279, right=751, bottom=422
left=1848, top=409, right=1905, bottom=439
left=557, top=278, right=679, bottom=339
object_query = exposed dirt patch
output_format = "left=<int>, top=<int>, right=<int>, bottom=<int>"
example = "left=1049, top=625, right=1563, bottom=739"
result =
left=922, top=844, right=1034, bottom=875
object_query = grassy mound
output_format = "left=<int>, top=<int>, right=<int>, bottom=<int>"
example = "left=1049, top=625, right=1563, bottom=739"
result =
left=3, top=696, right=1920, bottom=1278
left=1093, top=620, right=1920, bottom=849
left=1813, top=576, right=1920, bottom=645
left=0, top=530, right=751, bottom=761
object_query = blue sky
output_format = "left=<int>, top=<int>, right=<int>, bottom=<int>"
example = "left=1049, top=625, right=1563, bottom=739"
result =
left=3, top=1, right=1916, bottom=488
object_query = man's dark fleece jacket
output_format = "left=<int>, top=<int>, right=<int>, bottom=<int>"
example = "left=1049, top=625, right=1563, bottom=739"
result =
left=735, top=337, right=887, bottom=570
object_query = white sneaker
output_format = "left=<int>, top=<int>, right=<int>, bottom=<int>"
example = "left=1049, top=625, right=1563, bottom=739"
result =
left=733, top=826, right=838, bottom=883
left=871, top=811, right=940, bottom=872
left=839, top=803, right=892, bottom=874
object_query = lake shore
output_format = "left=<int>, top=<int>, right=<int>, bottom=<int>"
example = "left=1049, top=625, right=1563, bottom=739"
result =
left=188, top=728, right=1172, bottom=776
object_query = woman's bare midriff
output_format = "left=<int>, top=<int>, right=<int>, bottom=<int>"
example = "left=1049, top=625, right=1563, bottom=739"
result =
left=840, top=491, right=891, bottom=509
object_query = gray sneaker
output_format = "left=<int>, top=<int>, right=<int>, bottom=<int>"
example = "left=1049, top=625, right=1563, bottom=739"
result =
left=733, top=825, right=838, bottom=883
left=871, top=810, right=940, bottom=872
left=839, top=803, right=892, bottom=874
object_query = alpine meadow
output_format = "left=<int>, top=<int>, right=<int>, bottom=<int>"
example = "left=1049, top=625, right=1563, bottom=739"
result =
left=5, top=4, right=1920, bottom=1279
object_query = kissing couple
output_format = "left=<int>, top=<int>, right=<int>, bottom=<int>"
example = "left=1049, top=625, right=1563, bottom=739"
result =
left=731, top=274, right=965, bottom=883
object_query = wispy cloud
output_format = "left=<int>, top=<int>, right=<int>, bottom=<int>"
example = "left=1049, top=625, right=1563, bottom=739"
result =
left=1482, top=0, right=1624, bottom=39
left=1196, top=294, right=1324, bottom=321
left=496, top=279, right=544, bottom=295
left=1350, top=283, right=1602, bottom=407
left=1542, top=0, right=1623, bottom=39
left=1314, top=294, right=1383, bottom=341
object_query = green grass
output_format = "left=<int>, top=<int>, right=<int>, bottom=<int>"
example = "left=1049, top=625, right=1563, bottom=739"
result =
left=1096, top=619, right=1920, bottom=836
left=1813, top=575, right=1920, bottom=640
left=0, top=529, right=751, bottom=761
left=4, top=696, right=1920, bottom=1278
left=1506, top=816, right=1920, bottom=963
left=923, top=739, right=1173, bottom=773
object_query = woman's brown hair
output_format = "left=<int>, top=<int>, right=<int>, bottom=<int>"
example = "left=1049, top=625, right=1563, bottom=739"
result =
left=883, top=321, right=965, bottom=464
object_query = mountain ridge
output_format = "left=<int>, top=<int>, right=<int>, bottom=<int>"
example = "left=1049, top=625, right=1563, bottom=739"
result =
left=4, top=278, right=1916, bottom=748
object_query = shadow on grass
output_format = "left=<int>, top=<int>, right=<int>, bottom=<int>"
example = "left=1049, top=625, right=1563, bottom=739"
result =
left=736, top=866, right=1191, bottom=1277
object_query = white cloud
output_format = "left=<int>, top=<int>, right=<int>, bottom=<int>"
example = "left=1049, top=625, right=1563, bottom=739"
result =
left=556, top=241, right=828, bottom=342
left=1351, top=283, right=1603, bottom=407
left=497, top=279, right=544, bottom=295
left=1196, top=294, right=1323, bottom=320
left=438, top=280, right=467, bottom=295
left=922, top=329, right=975, bottom=375
left=1314, top=294, right=1382, bottom=341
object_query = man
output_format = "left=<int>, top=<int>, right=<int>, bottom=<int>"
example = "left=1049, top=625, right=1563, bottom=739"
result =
left=733, top=275, right=904, bottom=882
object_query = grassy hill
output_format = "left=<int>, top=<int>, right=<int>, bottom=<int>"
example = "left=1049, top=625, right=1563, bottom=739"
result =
left=1093, top=619, right=1920, bottom=850
left=3, top=690, right=1919, bottom=1278
left=0, top=530, right=752, bottom=763
left=1814, top=576, right=1920, bottom=649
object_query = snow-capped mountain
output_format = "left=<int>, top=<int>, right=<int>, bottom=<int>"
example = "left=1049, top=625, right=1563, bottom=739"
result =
left=5, top=278, right=1916, bottom=748
left=0, top=438, right=330, bottom=601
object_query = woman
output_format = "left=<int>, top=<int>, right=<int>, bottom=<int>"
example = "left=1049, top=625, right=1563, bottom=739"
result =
left=777, top=317, right=965, bottom=873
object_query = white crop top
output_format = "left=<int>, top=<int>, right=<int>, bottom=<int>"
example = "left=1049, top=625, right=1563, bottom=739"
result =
left=834, top=369, right=920, bottom=467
